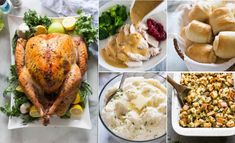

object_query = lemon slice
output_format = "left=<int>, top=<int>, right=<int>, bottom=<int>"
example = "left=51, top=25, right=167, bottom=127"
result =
left=73, top=92, right=81, bottom=104
left=16, top=85, right=24, bottom=92
left=62, top=17, right=76, bottom=31
left=35, top=25, right=47, bottom=35
left=29, top=106, right=40, bottom=117
left=69, top=105, right=83, bottom=117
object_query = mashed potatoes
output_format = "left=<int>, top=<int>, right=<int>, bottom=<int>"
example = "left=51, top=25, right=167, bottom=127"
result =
left=101, top=77, right=167, bottom=141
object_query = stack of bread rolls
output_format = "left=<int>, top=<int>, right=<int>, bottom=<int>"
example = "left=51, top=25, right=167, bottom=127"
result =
left=181, top=1, right=235, bottom=63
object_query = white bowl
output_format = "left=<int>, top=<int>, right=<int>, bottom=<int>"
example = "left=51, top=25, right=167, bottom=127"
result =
left=99, top=0, right=167, bottom=72
left=169, top=2, right=235, bottom=71
left=170, top=33, right=235, bottom=71
left=99, top=73, right=166, bottom=142
left=171, top=72, right=235, bottom=136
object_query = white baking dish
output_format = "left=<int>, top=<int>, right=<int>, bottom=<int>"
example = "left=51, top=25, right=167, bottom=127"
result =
left=171, top=72, right=235, bottom=136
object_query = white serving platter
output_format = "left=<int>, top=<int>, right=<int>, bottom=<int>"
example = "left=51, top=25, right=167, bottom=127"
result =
left=171, top=72, right=235, bottom=136
left=7, top=15, right=91, bottom=130
left=98, top=0, right=167, bottom=72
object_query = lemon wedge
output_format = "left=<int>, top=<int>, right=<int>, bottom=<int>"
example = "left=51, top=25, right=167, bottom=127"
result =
left=29, top=106, right=40, bottom=117
left=35, top=25, right=47, bottom=35
left=16, top=85, right=24, bottom=92
left=69, top=104, right=83, bottom=117
left=62, top=17, right=76, bottom=31
left=73, top=92, right=81, bottom=104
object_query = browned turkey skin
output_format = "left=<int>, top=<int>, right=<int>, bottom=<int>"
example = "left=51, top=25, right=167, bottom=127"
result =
left=15, top=33, right=88, bottom=125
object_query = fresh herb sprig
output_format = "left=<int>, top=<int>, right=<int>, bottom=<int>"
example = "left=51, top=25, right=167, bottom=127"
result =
left=79, top=81, right=92, bottom=106
left=0, top=92, right=29, bottom=117
left=74, top=12, right=98, bottom=45
left=23, top=10, right=51, bottom=28
left=22, top=114, right=39, bottom=125
left=12, top=32, right=19, bottom=53
left=0, top=65, right=38, bottom=124
left=3, top=65, right=18, bottom=96
left=1, top=65, right=25, bottom=117
left=0, top=103, right=16, bottom=117
left=23, top=10, right=52, bottom=39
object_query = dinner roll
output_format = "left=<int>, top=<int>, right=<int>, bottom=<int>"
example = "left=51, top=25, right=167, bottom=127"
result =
left=209, top=7, right=235, bottom=35
left=213, top=31, right=235, bottom=59
left=180, top=27, right=193, bottom=48
left=186, top=43, right=217, bottom=63
left=210, top=1, right=227, bottom=10
left=188, top=2, right=212, bottom=22
left=185, top=20, right=213, bottom=43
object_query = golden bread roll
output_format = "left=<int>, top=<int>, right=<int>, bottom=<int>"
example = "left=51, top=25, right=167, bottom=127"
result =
left=188, top=2, right=212, bottom=22
left=213, top=31, right=235, bottom=59
left=210, top=1, right=227, bottom=10
left=180, top=27, right=193, bottom=48
left=186, top=43, right=217, bottom=63
left=185, top=20, right=213, bottom=43
left=209, top=7, right=235, bottom=34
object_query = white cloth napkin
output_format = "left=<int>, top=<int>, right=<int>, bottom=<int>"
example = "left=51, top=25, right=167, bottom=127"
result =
left=41, top=0, right=98, bottom=57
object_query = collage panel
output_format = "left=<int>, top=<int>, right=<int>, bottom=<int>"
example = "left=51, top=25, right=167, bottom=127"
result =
left=99, top=0, right=167, bottom=72
left=98, top=72, right=167, bottom=142
left=167, top=72, right=235, bottom=143
left=0, top=0, right=235, bottom=143
left=0, top=0, right=99, bottom=143
left=167, top=0, right=235, bottom=71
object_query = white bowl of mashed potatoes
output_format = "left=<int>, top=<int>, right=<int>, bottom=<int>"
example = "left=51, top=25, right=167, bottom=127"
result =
left=99, top=73, right=167, bottom=142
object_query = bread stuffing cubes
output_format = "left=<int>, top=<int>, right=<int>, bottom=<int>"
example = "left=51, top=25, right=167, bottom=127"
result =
left=179, top=73, right=235, bottom=128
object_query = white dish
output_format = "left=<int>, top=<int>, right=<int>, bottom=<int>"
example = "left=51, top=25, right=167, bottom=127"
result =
left=171, top=72, right=235, bottom=136
left=7, top=15, right=92, bottom=130
left=99, top=73, right=166, bottom=143
left=170, top=32, right=235, bottom=71
left=98, top=0, right=167, bottom=72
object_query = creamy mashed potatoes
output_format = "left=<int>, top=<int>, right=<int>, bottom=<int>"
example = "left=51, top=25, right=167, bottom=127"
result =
left=101, top=77, right=167, bottom=141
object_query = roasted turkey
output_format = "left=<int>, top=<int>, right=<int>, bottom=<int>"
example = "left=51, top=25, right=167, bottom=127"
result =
left=15, top=33, right=88, bottom=125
